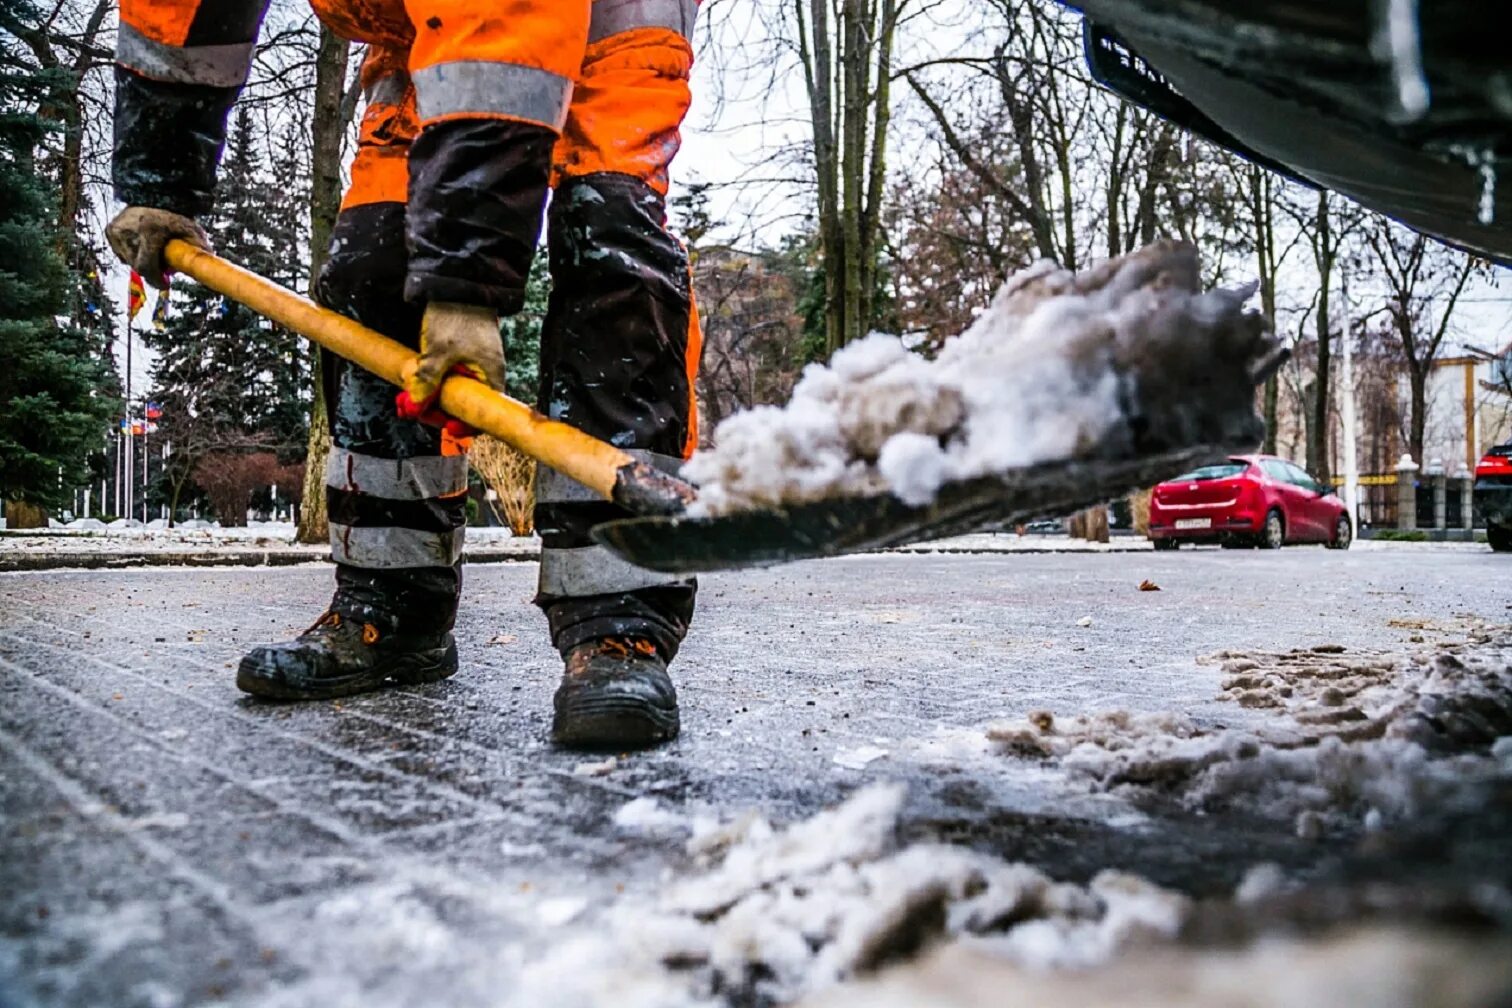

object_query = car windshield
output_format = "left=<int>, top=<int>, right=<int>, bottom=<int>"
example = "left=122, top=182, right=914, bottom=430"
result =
left=1171, top=463, right=1246, bottom=481
left=1490, top=445, right=1512, bottom=457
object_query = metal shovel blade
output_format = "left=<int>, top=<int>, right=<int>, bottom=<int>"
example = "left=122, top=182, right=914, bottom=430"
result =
left=591, top=444, right=1226, bottom=574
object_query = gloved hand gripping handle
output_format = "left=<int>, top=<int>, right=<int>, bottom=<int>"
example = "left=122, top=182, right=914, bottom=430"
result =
left=162, top=240, right=696, bottom=517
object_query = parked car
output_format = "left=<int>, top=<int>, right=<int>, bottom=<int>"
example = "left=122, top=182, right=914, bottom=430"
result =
left=1474, top=443, right=1512, bottom=553
left=1147, top=455, right=1351, bottom=550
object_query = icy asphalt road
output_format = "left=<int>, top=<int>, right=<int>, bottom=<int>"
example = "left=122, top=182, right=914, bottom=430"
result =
left=0, top=545, right=1507, bottom=1007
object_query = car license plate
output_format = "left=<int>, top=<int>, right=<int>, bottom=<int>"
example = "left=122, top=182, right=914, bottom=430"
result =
left=1175, top=518, right=1212, bottom=529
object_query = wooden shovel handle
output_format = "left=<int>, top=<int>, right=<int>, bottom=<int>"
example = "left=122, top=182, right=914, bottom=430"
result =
left=164, top=240, right=693, bottom=515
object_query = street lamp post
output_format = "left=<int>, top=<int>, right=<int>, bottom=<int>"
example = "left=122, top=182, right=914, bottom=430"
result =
left=1340, top=264, right=1360, bottom=530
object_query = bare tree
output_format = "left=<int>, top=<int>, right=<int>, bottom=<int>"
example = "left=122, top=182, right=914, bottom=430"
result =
left=1276, top=189, right=1363, bottom=481
left=1363, top=222, right=1481, bottom=464
left=886, top=148, right=1037, bottom=346
left=1227, top=164, right=1312, bottom=453
left=693, top=246, right=807, bottom=432
left=902, top=1, right=1245, bottom=278
left=905, top=0, right=1086, bottom=266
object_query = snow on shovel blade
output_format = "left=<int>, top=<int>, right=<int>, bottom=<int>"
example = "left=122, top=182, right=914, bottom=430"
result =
left=592, top=445, right=1233, bottom=574
left=595, top=242, right=1286, bottom=574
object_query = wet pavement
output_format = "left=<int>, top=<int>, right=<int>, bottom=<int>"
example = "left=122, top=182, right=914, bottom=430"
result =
left=1, top=545, right=1508, bottom=1006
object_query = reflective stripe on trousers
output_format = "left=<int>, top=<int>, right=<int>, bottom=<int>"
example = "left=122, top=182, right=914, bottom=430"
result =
left=537, top=543, right=686, bottom=596
left=534, top=449, right=686, bottom=505
left=329, top=523, right=466, bottom=569
left=589, top=0, right=697, bottom=42
left=326, top=448, right=467, bottom=501
left=536, top=449, right=688, bottom=597
left=116, top=22, right=254, bottom=87
left=411, top=61, right=573, bottom=129
left=324, top=447, right=468, bottom=569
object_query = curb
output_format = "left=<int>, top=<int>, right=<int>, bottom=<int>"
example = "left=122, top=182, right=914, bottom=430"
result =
left=0, top=548, right=540, bottom=573
left=884, top=545, right=1151, bottom=555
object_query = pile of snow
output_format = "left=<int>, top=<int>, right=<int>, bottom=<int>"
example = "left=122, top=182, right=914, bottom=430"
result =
left=514, top=785, right=1188, bottom=1008
left=987, top=637, right=1512, bottom=836
left=684, top=242, right=1273, bottom=517
left=804, top=926, right=1512, bottom=1008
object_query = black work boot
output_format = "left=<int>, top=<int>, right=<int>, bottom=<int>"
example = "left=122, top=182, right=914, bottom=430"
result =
left=237, top=564, right=461, bottom=702
left=237, top=610, right=458, bottom=701
left=552, top=637, right=680, bottom=748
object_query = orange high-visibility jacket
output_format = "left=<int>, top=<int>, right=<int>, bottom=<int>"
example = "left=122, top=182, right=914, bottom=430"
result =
left=114, top=0, right=697, bottom=310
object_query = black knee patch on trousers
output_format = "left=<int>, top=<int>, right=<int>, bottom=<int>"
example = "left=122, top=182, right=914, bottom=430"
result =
left=532, top=173, right=698, bottom=657
left=405, top=119, right=555, bottom=312
left=537, top=172, right=694, bottom=455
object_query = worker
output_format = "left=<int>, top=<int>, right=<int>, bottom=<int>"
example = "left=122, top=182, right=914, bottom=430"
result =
left=106, top=0, right=702, bottom=749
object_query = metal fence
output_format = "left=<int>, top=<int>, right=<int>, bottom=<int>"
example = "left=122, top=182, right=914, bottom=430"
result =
left=1357, top=480, right=1397, bottom=529
left=1338, top=468, right=1479, bottom=532
left=1416, top=484, right=1437, bottom=528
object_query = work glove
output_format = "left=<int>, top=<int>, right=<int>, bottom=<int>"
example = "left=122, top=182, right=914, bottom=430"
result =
left=396, top=301, right=505, bottom=438
left=106, top=206, right=211, bottom=289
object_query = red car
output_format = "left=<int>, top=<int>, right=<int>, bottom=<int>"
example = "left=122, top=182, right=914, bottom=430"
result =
left=1148, top=455, right=1351, bottom=550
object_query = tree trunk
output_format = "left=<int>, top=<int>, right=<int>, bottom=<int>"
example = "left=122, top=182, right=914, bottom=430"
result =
left=167, top=469, right=190, bottom=529
left=1240, top=167, right=1283, bottom=454
left=1307, top=192, right=1333, bottom=482
left=801, top=0, right=898, bottom=355
left=4, top=501, right=48, bottom=530
left=1408, top=366, right=1427, bottom=465
left=858, top=0, right=896, bottom=333
left=296, top=27, right=350, bottom=545
left=1263, top=377, right=1280, bottom=455
left=839, top=0, right=865, bottom=350
left=1002, top=72, right=1057, bottom=261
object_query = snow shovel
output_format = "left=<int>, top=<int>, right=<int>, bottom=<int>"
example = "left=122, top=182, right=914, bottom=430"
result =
left=162, top=240, right=697, bottom=518
left=592, top=446, right=1239, bottom=573
left=167, top=241, right=1283, bottom=575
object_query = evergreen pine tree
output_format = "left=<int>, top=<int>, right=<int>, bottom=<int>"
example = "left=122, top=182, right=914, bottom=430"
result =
left=145, top=109, right=311, bottom=519
left=0, top=9, right=117, bottom=523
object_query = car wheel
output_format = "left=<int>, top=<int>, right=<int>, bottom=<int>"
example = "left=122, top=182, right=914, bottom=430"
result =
left=1490, top=524, right=1512, bottom=553
left=1258, top=509, right=1285, bottom=550
left=1153, top=539, right=1179, bottom=551
left=1326, top=515, right=1352, bottom=550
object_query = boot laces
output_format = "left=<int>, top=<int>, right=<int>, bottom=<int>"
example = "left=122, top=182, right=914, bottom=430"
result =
left=302, top=610, right=381, bottom=646
left=594, top=636, right=658, bottom=660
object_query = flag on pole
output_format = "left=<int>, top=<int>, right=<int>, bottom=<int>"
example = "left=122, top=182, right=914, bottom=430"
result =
left=127, top=271, right=146, bottom=321
left=145, top=402, right=163, bottom=420
left=151, top=288, right=170, bottom=330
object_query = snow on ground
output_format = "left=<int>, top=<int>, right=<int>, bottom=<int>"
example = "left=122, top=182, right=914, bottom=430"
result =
left=515, top=784, right=1189, bottom=1008
left=3, top=521, right=1490, bottom=564
left=0, top=522, right=529, bottom=558
left=987, top=632, right=1512, bottom=837
left=684, top=242, right=1274, bottom=517
left=520, top=631, right=1512, bottom=1007
left=803, top=926, right=1512, bottom=1008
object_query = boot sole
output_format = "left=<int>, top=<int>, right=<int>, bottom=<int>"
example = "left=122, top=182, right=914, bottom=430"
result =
left=237, top=639, right=459, bottom=701
left=552, top=696, right=680, bottom=749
